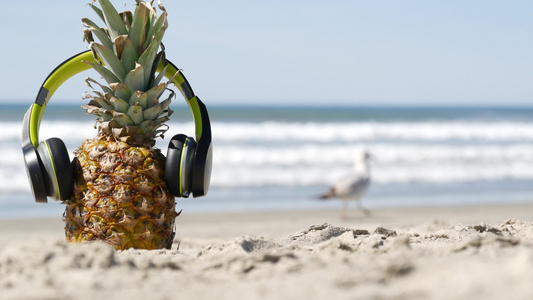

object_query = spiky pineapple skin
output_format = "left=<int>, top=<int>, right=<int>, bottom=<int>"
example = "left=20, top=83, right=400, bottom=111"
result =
left=64, top=136, right=178, bottom=250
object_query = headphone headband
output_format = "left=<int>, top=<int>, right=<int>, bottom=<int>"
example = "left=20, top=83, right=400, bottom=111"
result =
left=22, top=50, right=212, bottom=202
left=24, top=50, right=211, bottom=149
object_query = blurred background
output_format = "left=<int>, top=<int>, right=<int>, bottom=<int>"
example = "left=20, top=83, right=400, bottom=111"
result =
left=1, top=1, right=532, bottom=219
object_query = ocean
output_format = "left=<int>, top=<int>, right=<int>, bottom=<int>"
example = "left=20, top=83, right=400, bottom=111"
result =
left=2, top=103, right=533, bottom=219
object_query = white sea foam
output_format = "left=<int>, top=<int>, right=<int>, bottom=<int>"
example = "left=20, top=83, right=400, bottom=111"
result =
left=3, top=119, right=533, bottom=194
left=210, top=143, right=533, bottom=187
left=4, top=141, right=533, bottom=192
left=207, top=121, right=533, bottom=142
left=6, top=120, right=533, bottom=143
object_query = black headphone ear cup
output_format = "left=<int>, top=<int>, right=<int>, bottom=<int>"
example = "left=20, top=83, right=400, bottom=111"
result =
left=36, top=138, right=73, bottom=201
left=166, top=134, right=187, bottom=197
left=166, top=134, right=198, bottom=197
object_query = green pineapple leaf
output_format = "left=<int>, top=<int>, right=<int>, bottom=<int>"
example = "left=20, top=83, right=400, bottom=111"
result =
left=83, top=60, right=120, bottom=84
left=82, top=18, right=114, bottom=50
left=90, top=42, right=127, bottom=82
left=129, top=91, right=148, bottom=109
left=87, top=2, right=105, bottom=24
left=124, top=64, right=146, bottom=92
left=127, top=103, right=144, bottom=124
left=138, top=30, right=164, bottom=86
left=110, top=96, right=130, bottom=113
left=144, top=11, right=167, bottom=50
left=146, top=82, right=167, bottom=103
left=151, top=64, right=167, bottom=88
left=112, top=111, right=134, bottom=126
left=120, top=11, right=133, bottom=30
left=114, top=35, right=137, bottom=72
left=85, top=77, right=113, bottom=94
left=97, top=0, right=128, bottom=41
left=129, top=2, right=151, bottom=55
left=110, top=83, right=133, bottom=100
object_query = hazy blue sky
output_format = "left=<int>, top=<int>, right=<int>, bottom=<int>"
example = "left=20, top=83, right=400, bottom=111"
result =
left=1, top=1, right=532, bottom=106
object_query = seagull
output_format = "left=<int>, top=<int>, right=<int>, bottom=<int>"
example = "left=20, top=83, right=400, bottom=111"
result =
left=318, top=150, right=372, bottom=219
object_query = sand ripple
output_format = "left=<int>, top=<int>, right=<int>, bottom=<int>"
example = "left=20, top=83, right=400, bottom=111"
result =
left=2, top=220, right=533, bottom=299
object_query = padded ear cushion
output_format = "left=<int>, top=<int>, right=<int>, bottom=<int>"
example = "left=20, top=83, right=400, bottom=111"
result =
left=23, top=146, right=48, bottom=203
left=36, top=138, right=73, bottom=201
left=166, top=134, right=187, bottom=197
left=22, top=106, right=48, bottom=203
left=180, top=137, right=197, bottom=197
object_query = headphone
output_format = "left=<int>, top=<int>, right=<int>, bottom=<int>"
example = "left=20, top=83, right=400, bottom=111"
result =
left=22, top=50, right=212, bottom=203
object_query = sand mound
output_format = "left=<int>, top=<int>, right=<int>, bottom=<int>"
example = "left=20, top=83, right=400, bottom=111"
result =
left=2, top=219, right=533, bottom=299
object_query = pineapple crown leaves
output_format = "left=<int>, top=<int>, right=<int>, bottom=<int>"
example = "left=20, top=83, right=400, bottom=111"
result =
left=81, top=0, right=175, bottom=147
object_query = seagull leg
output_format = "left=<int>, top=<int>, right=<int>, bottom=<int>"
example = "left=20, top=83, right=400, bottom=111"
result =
left=341, top=200, right=348, bottom=220
left=357, top=200, right=371, bottom=216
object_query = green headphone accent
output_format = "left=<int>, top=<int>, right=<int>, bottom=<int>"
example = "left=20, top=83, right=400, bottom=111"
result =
left=23, top=50, right=212, bottom=203
left=28, top=50, right=206, bottom=148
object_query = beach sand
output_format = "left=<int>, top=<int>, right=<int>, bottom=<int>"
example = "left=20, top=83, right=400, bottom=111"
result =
left=2, top=203, right=533, bottom=300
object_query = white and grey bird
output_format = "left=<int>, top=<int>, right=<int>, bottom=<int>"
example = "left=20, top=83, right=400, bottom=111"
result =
left=319, top=150, right=372, bottom=219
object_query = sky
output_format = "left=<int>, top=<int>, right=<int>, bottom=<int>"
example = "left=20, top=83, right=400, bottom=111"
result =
left=1, top=0, right=532, bottom=107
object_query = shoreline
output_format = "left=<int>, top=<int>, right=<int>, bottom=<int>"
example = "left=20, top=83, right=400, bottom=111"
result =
left=2, top=202, right=533, bottom=241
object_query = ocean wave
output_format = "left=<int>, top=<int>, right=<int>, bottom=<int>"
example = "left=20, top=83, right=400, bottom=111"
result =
left=213, top=143, right=533, bottom=165
left=3, top=142, right=533, bottom=193
left=4, top=120, right=533, bottom=144
left=210, top=163, right=533, bottom=187
left=3, top=117, right=533, bottom=194
left=210, top=143, right=533, bottom=187
left=208, top=121, right=533, bottom=142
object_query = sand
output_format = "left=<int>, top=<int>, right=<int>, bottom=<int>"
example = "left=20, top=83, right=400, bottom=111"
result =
left=2, top=203, right=533, bottom=300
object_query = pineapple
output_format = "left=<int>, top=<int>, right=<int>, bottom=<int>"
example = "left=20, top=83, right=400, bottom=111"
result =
left=63, top=0, right=180, bottom=250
